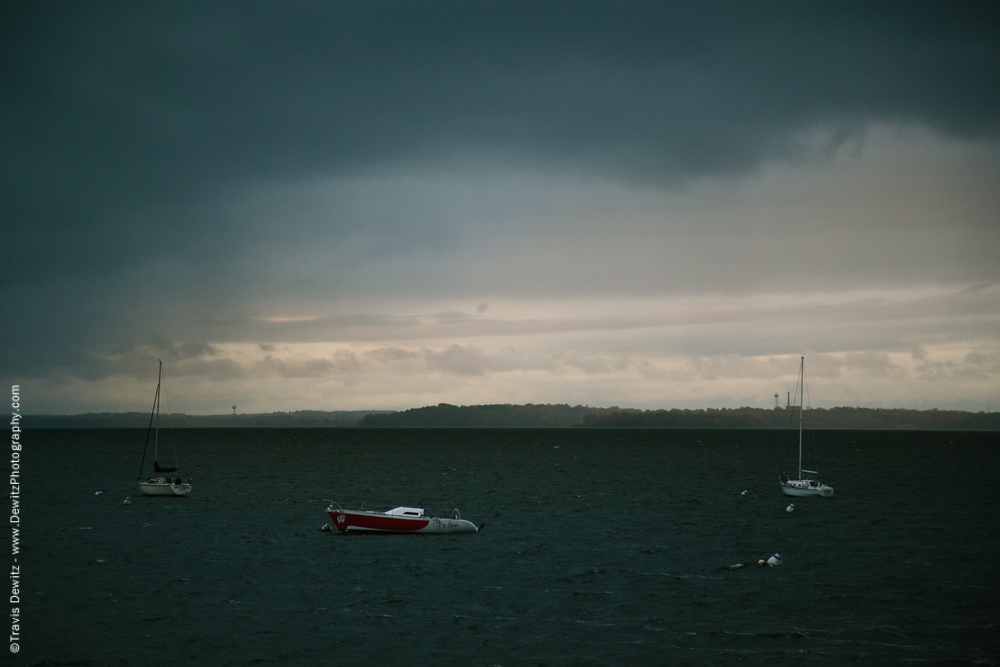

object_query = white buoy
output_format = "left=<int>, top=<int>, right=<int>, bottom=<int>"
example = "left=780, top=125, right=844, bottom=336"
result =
left=741, top=490, right=748, bottom=495
left=767, top=553, right=782, bottom=567
left=123, top=497, right=132, bottom=505
left=95, top=491, right=102, bottom=496
left=786, top=503, right=795, bottom=512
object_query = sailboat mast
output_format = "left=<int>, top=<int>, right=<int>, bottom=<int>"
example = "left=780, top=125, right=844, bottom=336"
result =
left=798, top=356, right=804, bottom=479
left=154, top=360, right=161, bottom=464
left=137, top=359, right=162, bottom=481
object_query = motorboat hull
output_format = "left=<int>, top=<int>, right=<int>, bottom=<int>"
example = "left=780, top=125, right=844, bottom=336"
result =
left=139, top=478, right=192, bottom=497
left=780, top=479, right=834, bottom=497
left=327, top=507, right=479, bottom=534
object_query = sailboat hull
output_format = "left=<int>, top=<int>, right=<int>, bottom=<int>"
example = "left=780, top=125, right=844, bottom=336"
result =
left=780, top=480, right=834, bottom=497
left=139, top=479, right=192, bottom=497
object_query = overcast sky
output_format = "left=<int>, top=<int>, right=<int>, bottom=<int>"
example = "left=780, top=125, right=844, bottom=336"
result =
left=3, top=1, right=999, bottom=415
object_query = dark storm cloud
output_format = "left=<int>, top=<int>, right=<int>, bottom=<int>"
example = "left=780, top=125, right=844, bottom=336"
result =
left=3, top=1, right=999, bottom=282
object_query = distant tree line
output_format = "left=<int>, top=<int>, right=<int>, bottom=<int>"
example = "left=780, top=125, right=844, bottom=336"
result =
left=359, top=403, right=620, bottom=428
left=580, top=406, right=1000, bottom=430
left=27, top=405, right=1000, bottom=429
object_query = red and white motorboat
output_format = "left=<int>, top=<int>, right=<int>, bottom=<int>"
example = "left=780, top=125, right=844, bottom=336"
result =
left=326, top=504, right=481, bottom=534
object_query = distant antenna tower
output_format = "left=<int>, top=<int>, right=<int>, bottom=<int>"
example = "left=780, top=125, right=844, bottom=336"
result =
left=232, top=405, right=237, bottom=417
left=787, top=392, right=791, bottom=409
left=774, top=393, right=779, bottom=409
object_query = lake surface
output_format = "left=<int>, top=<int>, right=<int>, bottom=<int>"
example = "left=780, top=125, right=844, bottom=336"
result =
left=13, top=428, right=1000, bottom=665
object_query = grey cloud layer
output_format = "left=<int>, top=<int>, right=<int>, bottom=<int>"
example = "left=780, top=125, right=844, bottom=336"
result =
left=20, top=283, right=998, bottom=385
left=54, top=341, right=1000, bottom=400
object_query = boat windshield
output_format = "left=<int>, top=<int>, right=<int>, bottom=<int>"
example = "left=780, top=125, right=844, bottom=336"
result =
left=385, top=507, right=424, bottom=517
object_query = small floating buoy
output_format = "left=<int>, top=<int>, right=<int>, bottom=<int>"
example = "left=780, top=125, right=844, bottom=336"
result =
left=786, top=504, right=795, bottom=512
left=123, top=497, right=131, bottom=505
left=767, top=553, right=782, bottom=567
left=95, top=491, right=102, bottom=495
left=757, top=559, right=767, bottom=566
left=741, top=490, right=747, bottom=495
left=320, top=523, right=332, bottom=532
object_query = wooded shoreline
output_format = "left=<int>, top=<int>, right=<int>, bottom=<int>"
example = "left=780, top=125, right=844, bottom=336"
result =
left=26, top=403, right=1000, bottom=430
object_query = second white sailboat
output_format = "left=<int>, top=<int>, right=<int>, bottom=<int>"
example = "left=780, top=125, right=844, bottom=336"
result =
left=779, top=356, right=834, bottom=498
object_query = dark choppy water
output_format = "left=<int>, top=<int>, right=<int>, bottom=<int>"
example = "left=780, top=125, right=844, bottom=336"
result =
left=13, top=428, right=1000, bottom=665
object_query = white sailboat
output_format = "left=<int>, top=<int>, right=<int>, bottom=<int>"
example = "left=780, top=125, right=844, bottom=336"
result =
left=779, top=356, right=834, bottom=498
left=136, top=360, right=192, bottom=497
